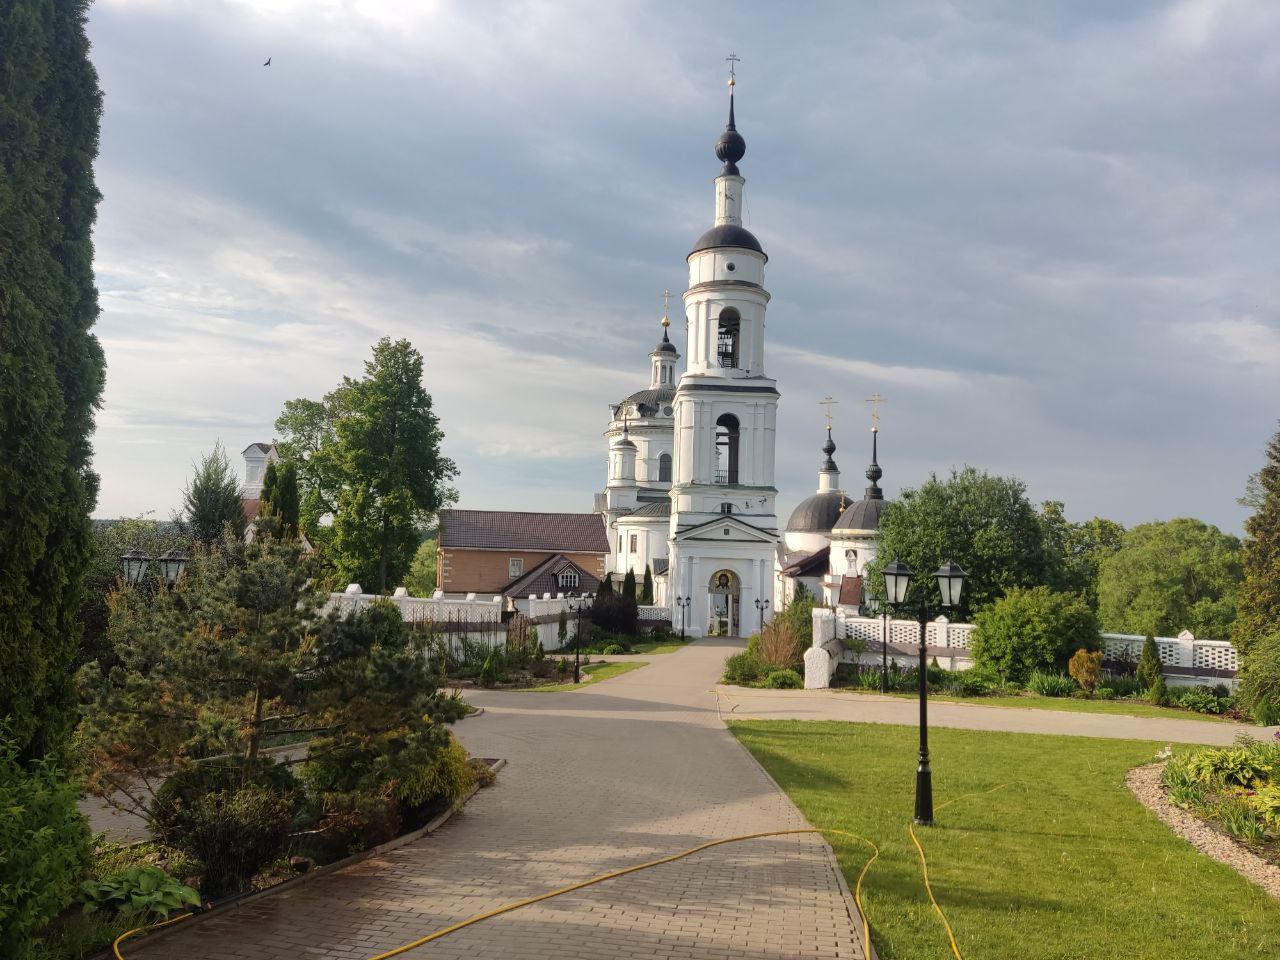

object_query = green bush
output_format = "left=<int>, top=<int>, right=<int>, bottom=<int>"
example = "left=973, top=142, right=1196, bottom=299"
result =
left=1148, top=674, right=1169, bottom=706
left=1174, top=686, right=1227, bottom=715
left=591, top=591, right=638, bottom=636
left=1100, top=674, right=1145, bottom=698
left=1096, top=686, right=1117, bottom=700
left=723, top=652, right=765, bottom=685
left=172, top=785, right=296, bottom=899
left=969, top=586, right=1100, bottom=684
left=0, top=744, right=90, bottom=960
left=1136, top=635, right=1163, bottom=691
left=150, top=758, right=298, bottom=845
left=1239, top=630, right=1280, bottom=725
left=300, top=789, right=400, bottom=865
left=602, top=643, right=625, bottom=655
left=395, top=735, right=477, bottom=809
left=763, top=669, right=804, bottom=689
left=1027, top=671, right=1076, bottom=697
left=78, top=866, right=200, bottom=921
left=479, top=651, right=501, bottom=688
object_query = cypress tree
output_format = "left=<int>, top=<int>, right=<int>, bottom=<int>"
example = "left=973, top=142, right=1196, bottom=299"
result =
left=622, top=569, right=637, bottom=602
left=0, top=0, right=106, bottom=762
left=274, top=460, right=301, bottom=534
left=1235, top=425, right=1280, bottom=656
left=259, top=459, right=279, bottom=511
left=641, top=565, right=654, bottom=605
left=597, top=573, right=613, bottom=597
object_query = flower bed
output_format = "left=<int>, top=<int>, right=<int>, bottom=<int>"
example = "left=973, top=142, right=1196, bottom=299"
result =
left=1160, top=736, right=1280, bottom=868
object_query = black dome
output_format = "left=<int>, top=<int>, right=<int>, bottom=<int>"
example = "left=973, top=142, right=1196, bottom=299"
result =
left=689, top=223, right=765, bottom=258
left=715, top=128, right=746, bottom=167
left=835, top=496, right=888, bottom=533
left=652, top=338, right=678, bottom=355
left=787, top=491, right=846, bottom=533
left=621, top=385, right=677, bottom=407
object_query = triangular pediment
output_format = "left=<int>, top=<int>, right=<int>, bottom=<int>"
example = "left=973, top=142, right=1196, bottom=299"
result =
left=673, top=515, right=777, bottom=544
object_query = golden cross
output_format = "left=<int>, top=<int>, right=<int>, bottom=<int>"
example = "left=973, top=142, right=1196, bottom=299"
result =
left=726, top=52, right=740, bottom=81
left=866, top=393, right=886, bottom=432
left=662, top=289, right=671, bottom=327
left=820, top=396, right=838, bottom=429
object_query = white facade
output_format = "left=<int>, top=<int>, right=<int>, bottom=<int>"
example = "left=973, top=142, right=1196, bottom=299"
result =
left=240, top=442, right=278, bottom=498
left=667, top=87, right=780, bottom=639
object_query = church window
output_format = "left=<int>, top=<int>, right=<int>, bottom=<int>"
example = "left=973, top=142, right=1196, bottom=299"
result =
left=629, top=533, right=638, bottom=553
left=717, top=309, right=741, bottom=369
left=715, top=413, right=739, bottom=484
left=658, top=453, right=672, bottom=483
left=558, top=569, right=579, bottom=589
left=720, top=503, right=733, bottom=515
left=508, top=558, right=523, bottom=579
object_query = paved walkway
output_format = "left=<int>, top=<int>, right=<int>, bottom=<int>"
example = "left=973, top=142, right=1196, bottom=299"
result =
left=126, top=639, right=866, bottom=960
left=717, top=686, right=1280, bottom=746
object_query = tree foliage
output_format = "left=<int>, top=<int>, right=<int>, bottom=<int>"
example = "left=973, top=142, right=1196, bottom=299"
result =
left=868, top=467, right=1054, bottom=617
left=275, top=338, right=457, bottom=592
left=1039, top=501, right=1124, bottom=609
left=260, top=459, right=301, bottom=536
left=1096, top=519, right=1242, bottom=639
left=404, top=536, right=438, bottom=597
left=969, top=587, right=1100, bottom=684
left=1238, top=630, right=1280, bottom=726
left=78, top=516, right=191, bottom=673
left=181, top=441, right=246, bottom=546
left=0, top=0, right=106, bottom=763
left=1236, top=426, right=1280, bottom=657
left=79, top=526, right=459, bottom=844
left=622, top=569, right=638, bottom=602
left=641, top=565, right=654, bottom=605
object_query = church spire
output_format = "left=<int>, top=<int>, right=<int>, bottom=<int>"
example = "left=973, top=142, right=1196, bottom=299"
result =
left=649, top=289, right=678, bottom=388
left=865, top=427, right=884, bottom=500
left=715, top=55, right=747, bottom=176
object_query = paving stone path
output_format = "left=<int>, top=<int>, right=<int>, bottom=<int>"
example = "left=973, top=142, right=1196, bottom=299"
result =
left=125, top=638, right=867, bottom=960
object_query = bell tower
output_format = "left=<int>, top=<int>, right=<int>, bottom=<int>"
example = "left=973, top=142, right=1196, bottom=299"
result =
left=667, top=62, right=780, bottom=637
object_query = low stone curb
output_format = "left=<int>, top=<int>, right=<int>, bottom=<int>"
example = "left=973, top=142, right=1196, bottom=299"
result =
left=97, top=758, right=506, bottom=958
left=1127, top=761, right=1280, bottom=900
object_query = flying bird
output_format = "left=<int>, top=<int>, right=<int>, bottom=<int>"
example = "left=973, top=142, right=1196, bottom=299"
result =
left=263, top=57, right=271, bottom=66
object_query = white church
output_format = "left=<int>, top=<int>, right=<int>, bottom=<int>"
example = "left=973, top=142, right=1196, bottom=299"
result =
left=598, top=75, right=889, bottom=638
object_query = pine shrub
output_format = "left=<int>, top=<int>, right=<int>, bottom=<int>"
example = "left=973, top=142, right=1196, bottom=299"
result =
left=763, top=669, right=804, bottom=689
left=1136, top=634, right=1163, bottom=690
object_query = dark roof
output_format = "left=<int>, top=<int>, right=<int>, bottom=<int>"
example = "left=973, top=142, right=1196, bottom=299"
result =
left=502, top=554, right=600, bottom=599
left=689, top=223, right=765, bottom=259
left=839, top=575, right=864, bottom=606
left=439, top=510, right=609, bottom=553
left=629, top=500, right=672, bottom=518
left=787, top=490, right=847, bottom=533
left=834, top=496, right=888, bottom=532
left=619, top=385, right=677, bottom=411
left=242, top=442, right=274, bottom=455
left=782, top=545, right=830, bottom=578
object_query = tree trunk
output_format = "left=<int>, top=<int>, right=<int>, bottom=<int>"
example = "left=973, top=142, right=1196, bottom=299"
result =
left=244, top=683, right=263, bottom=786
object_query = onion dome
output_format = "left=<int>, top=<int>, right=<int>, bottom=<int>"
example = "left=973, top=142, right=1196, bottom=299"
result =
left=835, top=429, right=888, bottom=532
left=787, top=426, right=846, bottom=533
left=715, top=84, right=746, bottom=175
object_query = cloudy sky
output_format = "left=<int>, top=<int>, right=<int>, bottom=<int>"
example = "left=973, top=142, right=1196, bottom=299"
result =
left=86, top=0, right=1279, bottom=533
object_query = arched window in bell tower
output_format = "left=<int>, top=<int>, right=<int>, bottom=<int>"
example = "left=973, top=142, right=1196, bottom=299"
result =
left=715, top=414, right=739, bottom=484
left=716, top=308, right=740, bottom=369
left=658, top=453, right=672, bottom=483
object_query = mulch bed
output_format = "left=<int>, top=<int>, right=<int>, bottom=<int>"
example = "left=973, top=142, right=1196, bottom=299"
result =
left=1127, top=761, right=1280, bottom=900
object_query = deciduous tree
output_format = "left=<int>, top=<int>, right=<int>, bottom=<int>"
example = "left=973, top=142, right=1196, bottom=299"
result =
left=969, top=587, right=1099, bottom=684
left=1235, top=426, right=1280, bottom=656
left=1096, top=519, right=1242, bottom=639
left=276, top=339, right=457, bottom=592
left=868, top=467, right=1054, bottom=617
left=1039, top=501, right=1124, bottom=609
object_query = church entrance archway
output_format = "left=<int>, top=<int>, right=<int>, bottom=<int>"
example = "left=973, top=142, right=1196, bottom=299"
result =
left=708, top=569, right=740, bottom=636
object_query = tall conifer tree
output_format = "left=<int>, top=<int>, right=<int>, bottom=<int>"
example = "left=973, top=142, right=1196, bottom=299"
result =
left=1236, top=425, right=1280, bottom=655
left=0, top=0, right=106, bottom=761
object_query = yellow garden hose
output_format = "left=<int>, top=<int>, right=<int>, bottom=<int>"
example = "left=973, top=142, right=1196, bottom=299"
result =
left=115, top=785, right=1013, bottom=960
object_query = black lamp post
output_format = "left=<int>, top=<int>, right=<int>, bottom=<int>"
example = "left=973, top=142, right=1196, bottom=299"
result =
left=120, top=547, right=188, bottom=592
left=567, top=593, right=589, bottom=683
left=675, top=595, right=690, bottom=641
left=753, top=596, right=770, bottom=630
left=865, top=594, right=890, bottom=693
left=883, top=558, right=966, bottom=827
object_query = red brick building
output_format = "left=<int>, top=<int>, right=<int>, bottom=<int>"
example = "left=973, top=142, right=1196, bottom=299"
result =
left=436, top=510, right=609, bottom=597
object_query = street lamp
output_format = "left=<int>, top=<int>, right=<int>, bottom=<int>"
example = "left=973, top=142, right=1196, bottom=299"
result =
left=753, top=596, right=770, bottom=629
left=120, top=549, right=151, bottom=586
left=156, top=548, right=189, bottom=587
left=566, top=593, right=592, bottom=683
left=883, top=558, right=967, bottom=827
left=675, top=595, right=690, bottom=641
left=865, top=594, right=890, bottom=693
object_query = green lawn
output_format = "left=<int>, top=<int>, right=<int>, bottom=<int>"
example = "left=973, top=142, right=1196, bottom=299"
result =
left=625, top=639, right=690, bottom=655
left=874, top=689, right=1235, bottom=723
left=731, top=720, right=1280, bottom=960
left=521, top=660, right=647, bottom=692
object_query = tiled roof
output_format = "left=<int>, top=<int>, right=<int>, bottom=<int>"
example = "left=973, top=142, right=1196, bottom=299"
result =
left=439, top=509, right=609, bottom=553
left=782, top=545, right=830, bottom=578
left=502, top=554, right=600, bottom=599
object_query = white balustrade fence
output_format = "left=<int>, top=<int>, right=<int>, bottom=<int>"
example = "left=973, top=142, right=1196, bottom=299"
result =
left=638, top=606, right=672, bottom=623
left=805, top=606, right=1241, bottom=690
left=326, top=585, right=504, bottom=625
